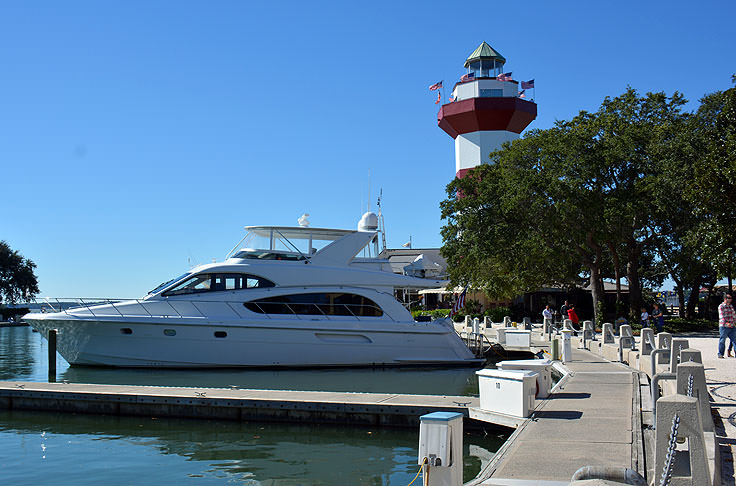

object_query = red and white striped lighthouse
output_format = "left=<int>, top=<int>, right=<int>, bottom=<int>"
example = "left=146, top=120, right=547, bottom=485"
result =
left=438, top=42, right=537, bottom=178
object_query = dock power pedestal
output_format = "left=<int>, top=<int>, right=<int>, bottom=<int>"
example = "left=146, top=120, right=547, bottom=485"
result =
left=418, top=412, right=463, bottom=486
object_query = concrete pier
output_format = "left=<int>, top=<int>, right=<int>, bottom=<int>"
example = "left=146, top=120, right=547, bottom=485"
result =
left=474, top=346, right=645, bottom=484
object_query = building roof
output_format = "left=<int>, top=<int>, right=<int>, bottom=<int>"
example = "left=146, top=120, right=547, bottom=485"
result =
left=464, top=41, right=506, bottom=68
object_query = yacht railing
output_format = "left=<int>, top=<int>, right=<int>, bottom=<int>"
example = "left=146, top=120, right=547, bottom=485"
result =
left=28, top=297, right=402, bottom=323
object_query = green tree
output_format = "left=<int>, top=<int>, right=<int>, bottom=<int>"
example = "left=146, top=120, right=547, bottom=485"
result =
left=685, top=78, right=736, bottom=290
left=0, top=241, right=39, bottom=304
left=440, top=88, right=687, bottom=325
left=647, top=104, right=718, bottom=318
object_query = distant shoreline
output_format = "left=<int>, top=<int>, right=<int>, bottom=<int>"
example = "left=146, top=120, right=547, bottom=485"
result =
left=0, top=321, right=29, bottom=328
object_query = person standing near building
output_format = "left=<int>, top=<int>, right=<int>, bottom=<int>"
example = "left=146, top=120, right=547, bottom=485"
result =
left=567, top=304, right=579, bottom=330
left=651, top=303, right=664, bottom=333
left=559, top=300, right=569, bottom=325
left=542, top=305, right=553, bottom=330
left=641, top=307, right=650, bottom=328
left=718, top=293, right=736, bottom=359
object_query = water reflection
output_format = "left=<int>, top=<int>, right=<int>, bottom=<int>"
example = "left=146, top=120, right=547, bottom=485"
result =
left=0, top=410, right=504, bottom=485
left=3, top=326, right=482, bottom=396
left=0, top=326, right=40, bottom=380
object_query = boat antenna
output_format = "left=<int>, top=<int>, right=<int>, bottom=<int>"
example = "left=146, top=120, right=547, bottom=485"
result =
left=377, top=188, right=386, bottom=251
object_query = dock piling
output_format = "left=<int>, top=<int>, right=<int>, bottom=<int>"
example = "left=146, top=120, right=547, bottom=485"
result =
left=48, top=329, right=57, bottom=383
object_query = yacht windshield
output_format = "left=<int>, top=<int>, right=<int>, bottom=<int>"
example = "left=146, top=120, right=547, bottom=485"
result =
left=231, top=250, right=306, bottom=261
left=148, top=273, right=190, bottom=295
left=163, top=273, right=275, bottom=296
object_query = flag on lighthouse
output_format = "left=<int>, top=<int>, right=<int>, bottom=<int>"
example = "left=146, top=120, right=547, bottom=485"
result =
left=449, top=286, right=469, bottom=318
left=497, top=72, right=513, bottom=82
left=435, top=91, right=441, bottom=104
left=428, top=81, right=443, bottom=91
left=460, top=72, right=475, bottom=83
left=521, top=79, right=535, bottom=90
left=518, top=90, right=526, bottom=98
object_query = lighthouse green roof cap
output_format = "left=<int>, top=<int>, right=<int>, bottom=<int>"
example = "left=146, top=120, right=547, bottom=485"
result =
left=464, top=41, right=506, bottom=68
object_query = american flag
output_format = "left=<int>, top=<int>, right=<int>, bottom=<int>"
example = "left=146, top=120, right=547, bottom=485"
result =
left=497, top=72, right=513, bottom=82
left=460, top=72, right=475, bottom=83
left=428, top=80, right=443, bottom=91
left=449, top=95, right=455, bottom=102
left=518, top=90, right=526, bottom=98
left=434, top=91, right=441, bottom=104
left=521, top=79, right=535, bottom=90
left=449, top=286, right=469, bottom=318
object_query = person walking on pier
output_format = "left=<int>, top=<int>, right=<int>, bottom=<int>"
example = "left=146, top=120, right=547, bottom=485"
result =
left=651, top=303, right=664, bottom=333
left=718, top=292, right=735, bottom=359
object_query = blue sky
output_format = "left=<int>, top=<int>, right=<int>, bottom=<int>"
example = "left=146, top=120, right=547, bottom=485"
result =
left=2, top=1, right=734, bottom=298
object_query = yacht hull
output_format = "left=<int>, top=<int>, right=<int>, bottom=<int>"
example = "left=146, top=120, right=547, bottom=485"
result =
left=24, top=313, right=481, bottom=368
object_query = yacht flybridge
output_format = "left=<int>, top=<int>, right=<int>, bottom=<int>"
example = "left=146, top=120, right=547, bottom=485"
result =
left=24, top=216, right=480, bottom=368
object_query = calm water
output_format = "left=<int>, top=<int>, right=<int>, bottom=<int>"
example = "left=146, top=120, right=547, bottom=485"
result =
left=0, top=327, right=504, bottom=484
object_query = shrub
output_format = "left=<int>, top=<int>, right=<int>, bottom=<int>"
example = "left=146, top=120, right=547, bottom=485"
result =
left=484, top=306, right=511, bottom=323
left=411, top=309, right=452, bottom=320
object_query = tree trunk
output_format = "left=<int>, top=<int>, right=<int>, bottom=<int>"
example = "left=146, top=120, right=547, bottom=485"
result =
left=706, top=278, right=718, bottom=320
left=590, top=265, right=604, bottom=326
left=685, top=276, right=702, bottom=319
left=676, top=286, right=686, bottom=318
left=585, top=233, right=605, bottom=326
left=626, top=241, right=642, bottom=322
left=607, top=242, right=623, bottom=316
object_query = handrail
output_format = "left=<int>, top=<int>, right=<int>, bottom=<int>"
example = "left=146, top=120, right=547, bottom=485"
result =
left=27, top=297, right=400, bottom=322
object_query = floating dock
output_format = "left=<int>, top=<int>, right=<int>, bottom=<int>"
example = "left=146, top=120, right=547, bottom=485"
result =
left=0, top=381, right=511, bottom=430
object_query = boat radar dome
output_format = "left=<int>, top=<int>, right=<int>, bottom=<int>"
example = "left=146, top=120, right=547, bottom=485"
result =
left=358, top=211, right=379, bottom=232
left=298, top=213, right=310, bottom=227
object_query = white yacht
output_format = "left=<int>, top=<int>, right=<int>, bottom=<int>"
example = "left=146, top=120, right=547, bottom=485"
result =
left=24, top=215, right=480, bottom=368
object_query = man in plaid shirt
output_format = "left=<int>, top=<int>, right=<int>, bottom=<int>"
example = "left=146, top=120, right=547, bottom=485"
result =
left=718, top=292, right=735, bottom=358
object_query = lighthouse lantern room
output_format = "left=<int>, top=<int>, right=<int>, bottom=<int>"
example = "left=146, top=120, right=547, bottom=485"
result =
left=438, top=42, right=537, bottom=178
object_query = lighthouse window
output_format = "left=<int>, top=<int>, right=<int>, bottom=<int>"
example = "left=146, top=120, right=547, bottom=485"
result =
left=243, top=293, right=383, bottom=317
left=480, top=89, right=503, bottom=98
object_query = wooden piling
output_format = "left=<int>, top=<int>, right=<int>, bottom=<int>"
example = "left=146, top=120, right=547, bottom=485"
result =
left=48, top=329, right=57, bottom=382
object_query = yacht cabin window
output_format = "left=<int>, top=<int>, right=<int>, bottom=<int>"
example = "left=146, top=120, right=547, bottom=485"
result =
left=244, top=293, right=383, bottom=317
left=163, top=273, right=275, bottom=296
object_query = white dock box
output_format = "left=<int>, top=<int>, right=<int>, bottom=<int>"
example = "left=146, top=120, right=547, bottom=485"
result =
left=476, top=369, right=537, bottom=418
left=496, top=359, right=553, bottom=398
left=495, top=328, right=506, bottom=344
left=504, top=329, right=531, bottom=348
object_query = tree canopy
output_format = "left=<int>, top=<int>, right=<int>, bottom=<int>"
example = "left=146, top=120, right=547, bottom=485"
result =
left=0, top=241, right=39, bottom=304
left=440, top=81, right=735, bottom=323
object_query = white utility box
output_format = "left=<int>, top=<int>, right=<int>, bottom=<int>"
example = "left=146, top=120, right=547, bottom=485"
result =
left=476, top=369, right=538, bottom=417
left=418, top=412, right=463, bottom=486
left=561, top=329, right=573, bottom=363
left=504, top=329, right=531, bottom=348
left=495, top=328, right=506, bottom=345
left=496, top=358, right=553, bottom=398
